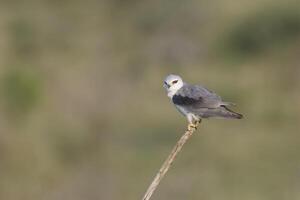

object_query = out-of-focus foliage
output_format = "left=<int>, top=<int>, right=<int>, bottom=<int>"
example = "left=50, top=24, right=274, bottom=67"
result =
left=0, top=0, right=300, bottom=200
left=1, top=68, right=42, bottom=116
left=220, top=7, right=300, bottom=59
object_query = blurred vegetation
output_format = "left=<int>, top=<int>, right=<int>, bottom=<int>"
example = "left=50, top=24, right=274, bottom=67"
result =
left=0, top=0, right=299, bottom=200
left=1, top=68, right=42, bottom=117
left=220, top=7, right=300, bottom=60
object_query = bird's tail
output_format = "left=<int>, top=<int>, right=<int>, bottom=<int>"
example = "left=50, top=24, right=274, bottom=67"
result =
left=202, top=105, right=243, bottom=119
left=220, top=105, right=243, bottom=119
left=221, top=101, right=236, bottom=107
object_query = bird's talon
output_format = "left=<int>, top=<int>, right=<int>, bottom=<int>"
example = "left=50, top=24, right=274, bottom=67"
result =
left=187, top=123, right=197, bottom=131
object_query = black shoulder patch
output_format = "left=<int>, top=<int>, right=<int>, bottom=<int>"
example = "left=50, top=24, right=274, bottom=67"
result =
left=172, top=95, right=202, bottom=105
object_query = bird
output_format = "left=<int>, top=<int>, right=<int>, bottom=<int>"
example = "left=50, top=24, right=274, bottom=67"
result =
left=163, top=74, right=243, bottom=130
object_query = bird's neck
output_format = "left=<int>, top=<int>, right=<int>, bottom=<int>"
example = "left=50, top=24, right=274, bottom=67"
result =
left=167, top=90, right=177, bottom=98
left=167, top=86, right=182, bottom=98
left=167, top=82, right=185, bottom=98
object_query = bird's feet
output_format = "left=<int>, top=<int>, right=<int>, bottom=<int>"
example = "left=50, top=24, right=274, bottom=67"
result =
left=187, top=123, right=197, bottom=131
left=187, top=119, right=202, bottom=131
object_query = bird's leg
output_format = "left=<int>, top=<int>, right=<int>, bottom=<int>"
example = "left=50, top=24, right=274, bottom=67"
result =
left=187, top=115, right=201, bottom=131
left=187, top=114, right=196, bottom=131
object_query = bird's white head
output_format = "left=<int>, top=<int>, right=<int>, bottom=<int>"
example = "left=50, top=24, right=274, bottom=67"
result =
left=163, top=74, right=184, bottom=98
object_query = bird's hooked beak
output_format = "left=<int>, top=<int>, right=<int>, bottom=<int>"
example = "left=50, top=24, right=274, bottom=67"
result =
left=164, top=81, right=170, bottom=89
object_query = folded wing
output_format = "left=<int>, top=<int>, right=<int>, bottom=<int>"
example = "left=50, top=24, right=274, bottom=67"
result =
left=172, top=84, right=222, bottom=109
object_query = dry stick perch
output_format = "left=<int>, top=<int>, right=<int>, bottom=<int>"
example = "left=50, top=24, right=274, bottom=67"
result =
left=142, top=120, right=201, bottom=200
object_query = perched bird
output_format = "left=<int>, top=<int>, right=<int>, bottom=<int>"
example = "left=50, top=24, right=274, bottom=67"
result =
left=163, top=74, right=243, bottom=130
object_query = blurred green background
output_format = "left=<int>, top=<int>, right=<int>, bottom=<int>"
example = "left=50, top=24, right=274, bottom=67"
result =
left=0, top=0, right=300, bottom=200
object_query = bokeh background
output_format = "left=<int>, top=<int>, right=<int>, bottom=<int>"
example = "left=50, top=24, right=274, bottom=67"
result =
left=0, top=0, right=300, bottom=200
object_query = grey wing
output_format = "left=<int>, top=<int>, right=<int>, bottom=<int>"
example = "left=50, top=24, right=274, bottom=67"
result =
left=172, top=84, right=222, bottom=109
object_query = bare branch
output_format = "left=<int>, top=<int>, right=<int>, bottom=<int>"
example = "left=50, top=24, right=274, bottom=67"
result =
left=142, top=121, right=200, bottom=200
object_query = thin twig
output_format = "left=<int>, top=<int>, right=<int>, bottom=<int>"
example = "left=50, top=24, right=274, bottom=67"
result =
left=142, top=121, right=200, bottom=200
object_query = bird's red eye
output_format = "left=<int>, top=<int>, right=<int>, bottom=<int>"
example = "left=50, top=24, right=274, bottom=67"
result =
left=172, top=80, right=178, bottom=84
